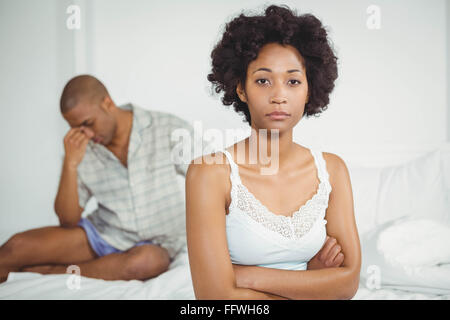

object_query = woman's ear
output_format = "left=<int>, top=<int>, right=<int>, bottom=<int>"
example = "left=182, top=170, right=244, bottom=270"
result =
left=236, top=82, right=247, bottom=103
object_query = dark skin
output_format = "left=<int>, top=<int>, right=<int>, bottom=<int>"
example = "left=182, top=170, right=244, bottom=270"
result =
left=186, top=43, right=361, bottom=299
left=62, top=95, right=133, bottom=168
left=0, top=94, right=170, bottom=283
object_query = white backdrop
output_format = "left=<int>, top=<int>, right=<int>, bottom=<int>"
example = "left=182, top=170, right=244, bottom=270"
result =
left=84, top=0, right=448, bottom=163
left=0, top=0, right=448, bottom=236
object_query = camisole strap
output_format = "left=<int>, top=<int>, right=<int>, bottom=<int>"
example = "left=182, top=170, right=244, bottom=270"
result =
left=310, top=149, right=331, bottom=189
left=223, top=148, right=330, bottom=188
left=221, top=149, right=242, bottom=184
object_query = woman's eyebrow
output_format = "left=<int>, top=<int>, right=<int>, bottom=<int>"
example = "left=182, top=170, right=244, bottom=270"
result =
left=252, top=67, right=302, bottom=74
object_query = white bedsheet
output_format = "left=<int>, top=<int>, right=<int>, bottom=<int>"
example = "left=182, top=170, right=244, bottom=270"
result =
left=1, top=244, right=450, bottom=300
left=0, top=246, right=195, bottom=300
left=353, top=286, right=450, bottom=300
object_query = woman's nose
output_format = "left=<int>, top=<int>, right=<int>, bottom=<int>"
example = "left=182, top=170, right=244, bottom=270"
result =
left=270, top=96, right=287, bottom=104
left=270, top=83, right=287, bottom=104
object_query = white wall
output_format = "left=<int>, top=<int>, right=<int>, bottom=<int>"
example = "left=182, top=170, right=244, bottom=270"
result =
left=0, top=0, right=448, bottom=239
left=0, top=0, right=75, bottom=234
left=447, top=0, right=450, bottom=142
left=85, top=0, right=448, bottom=166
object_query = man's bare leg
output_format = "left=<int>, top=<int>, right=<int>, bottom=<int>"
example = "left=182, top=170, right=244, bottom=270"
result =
left=20, top=244, right=170, bottom=281
left=0, top=226, right=97, bottom=283
left=0, top=226, right=171, bottom=283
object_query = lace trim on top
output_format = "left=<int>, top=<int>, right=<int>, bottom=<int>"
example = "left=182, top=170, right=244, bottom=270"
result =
left=223, top=149, right=331, bottom=241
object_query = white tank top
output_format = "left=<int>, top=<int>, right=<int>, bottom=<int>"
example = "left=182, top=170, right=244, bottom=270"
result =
left=222, top=148, right=332, bottom=271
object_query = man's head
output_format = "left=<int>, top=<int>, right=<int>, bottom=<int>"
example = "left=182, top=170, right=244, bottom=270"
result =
left=60, top=75, right=117, bottom=146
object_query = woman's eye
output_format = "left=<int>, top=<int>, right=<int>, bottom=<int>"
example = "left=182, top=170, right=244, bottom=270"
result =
left=256, top=79, right=269, bottom=85
left=288, top=80, right=301, bottom=85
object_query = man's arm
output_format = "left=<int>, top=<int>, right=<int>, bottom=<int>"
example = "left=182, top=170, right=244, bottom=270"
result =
left=54, top=127, right=93, bottom=228
left=231, top=153, right=362, bottom=300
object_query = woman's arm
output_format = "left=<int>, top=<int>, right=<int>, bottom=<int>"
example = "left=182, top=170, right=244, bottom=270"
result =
left=233, top=265, right=356, bottom=300
left=231, top=153, right=362, bottom=300
left=185, top=154, right=287, bottom=300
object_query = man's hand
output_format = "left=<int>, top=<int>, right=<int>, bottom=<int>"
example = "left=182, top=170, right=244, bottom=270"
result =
left=307, top=236, right=344, bottom=270
left=63, top=127, right=94, bottom=169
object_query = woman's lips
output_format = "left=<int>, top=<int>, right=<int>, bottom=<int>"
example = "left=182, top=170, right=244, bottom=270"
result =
left=266, top=111, right=291, bottom=120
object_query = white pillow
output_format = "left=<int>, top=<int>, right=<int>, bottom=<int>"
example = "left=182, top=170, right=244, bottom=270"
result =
left=377, top=217, right=450, bottom=268
left=376, top=149, right=448, bottom=226
left=348, top=165, right=383, bottom=235
left=360, top=217, right=450, bottom=295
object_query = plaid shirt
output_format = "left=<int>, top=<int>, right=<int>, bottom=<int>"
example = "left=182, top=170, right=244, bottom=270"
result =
left=75, top=103, right=200, bottom=259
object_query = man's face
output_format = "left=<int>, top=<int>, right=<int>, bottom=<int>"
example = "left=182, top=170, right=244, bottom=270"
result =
left=62, top=98, right=117, bottom=146
left=237, top=42, right=309, bottom=132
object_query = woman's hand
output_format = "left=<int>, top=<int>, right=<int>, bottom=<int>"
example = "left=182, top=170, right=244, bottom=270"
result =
left=233, top=236, right=344, bottom=289
left=307, top=236, right=344, bottom=270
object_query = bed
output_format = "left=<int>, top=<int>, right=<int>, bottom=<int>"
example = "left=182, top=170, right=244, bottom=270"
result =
left=1, top=142, right=449, bottom=300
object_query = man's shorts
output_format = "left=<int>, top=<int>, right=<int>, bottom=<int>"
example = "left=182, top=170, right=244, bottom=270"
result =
left=77, top=218, right=153, bottom=257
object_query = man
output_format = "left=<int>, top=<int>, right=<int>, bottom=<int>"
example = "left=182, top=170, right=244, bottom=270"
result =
left=0, top=75, right=197, bottom=282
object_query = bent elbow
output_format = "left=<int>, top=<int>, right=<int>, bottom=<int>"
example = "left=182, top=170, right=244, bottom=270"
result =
left=59, top=221, right=79, bottom=229
left=340, top=285, right=359, bottom=300
left=58, top=216, right=81, bottom=229
left=339, top=273, right=360, bottom=300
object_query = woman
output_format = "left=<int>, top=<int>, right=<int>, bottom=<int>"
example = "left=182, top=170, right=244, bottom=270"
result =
left=186, top=4, right=361, bottom=300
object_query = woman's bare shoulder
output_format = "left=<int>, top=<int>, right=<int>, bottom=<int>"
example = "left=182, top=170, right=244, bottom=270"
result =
left=185, top=151, right=232, bottom=212
left=323, top=151, right=343, bottom=166
left=322, top=152, right=348, bottom=170
left=186, top=151, right=231, bottom=185
left=322, top=152, right=351, bottom=188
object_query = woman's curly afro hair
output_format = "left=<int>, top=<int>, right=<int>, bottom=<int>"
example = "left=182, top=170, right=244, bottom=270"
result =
left=207, top=4, right=338, bottom=124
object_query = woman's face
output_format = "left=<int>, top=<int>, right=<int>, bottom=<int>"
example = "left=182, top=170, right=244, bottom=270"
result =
left=237, top=42, right=309, bottom=133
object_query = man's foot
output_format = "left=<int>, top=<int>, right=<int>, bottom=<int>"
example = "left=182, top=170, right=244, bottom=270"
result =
left=0, top=265, right=20, bottom=284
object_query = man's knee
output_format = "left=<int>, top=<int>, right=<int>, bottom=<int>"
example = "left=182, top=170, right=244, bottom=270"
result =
left=123, top=245, right=170, bottom=280
left=2, top=232, right=29, bottom=257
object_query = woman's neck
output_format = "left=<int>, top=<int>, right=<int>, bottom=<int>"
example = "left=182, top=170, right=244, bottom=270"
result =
left=236, top=127, right=296, bottom=174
